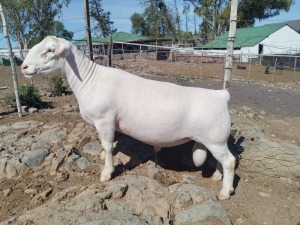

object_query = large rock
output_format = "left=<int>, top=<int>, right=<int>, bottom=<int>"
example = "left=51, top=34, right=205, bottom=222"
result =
left=11, top=120, right=40, bottom=129
left=82, top=141, right=102, bottom=156
left=174, top=202, right=232, bottom=225
left=21, top=149, right=50, bottom=167
left=6, top=158, right=29, bottom=178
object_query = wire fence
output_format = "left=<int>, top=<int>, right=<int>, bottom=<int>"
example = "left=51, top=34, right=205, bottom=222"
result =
left=0, top=42, right=299, bottom=181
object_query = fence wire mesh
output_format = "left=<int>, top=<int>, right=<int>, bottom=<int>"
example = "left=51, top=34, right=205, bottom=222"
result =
left=0, top=43, right=299, bottom=181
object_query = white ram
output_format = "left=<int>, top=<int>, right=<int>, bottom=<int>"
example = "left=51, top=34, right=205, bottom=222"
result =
left=21, top=36, right=236, bottom=200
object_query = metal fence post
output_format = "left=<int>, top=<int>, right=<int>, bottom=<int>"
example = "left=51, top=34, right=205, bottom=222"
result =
left=247, top=57, right=251, bottom=81
left=272, top=58, right=277, bottom=82
left=293, top=56, right=297, bottom=82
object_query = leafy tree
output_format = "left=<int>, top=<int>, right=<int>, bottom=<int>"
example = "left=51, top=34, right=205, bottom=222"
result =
left=47, top=21, right=74, bottom=41
left=28, top=21, right=73, bottom=48
left=1, top=0, right=70, bottom=56
left=89, top=0, right=116, bottom=37
left=185, top=0, right=294, bottom=43
left=238, top=0, right=294, bottom=27
left=131, top=13, right=147, bottom=35
left=133, top=0, right=176, bottom=38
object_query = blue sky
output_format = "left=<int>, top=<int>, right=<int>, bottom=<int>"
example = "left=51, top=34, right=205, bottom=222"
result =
left=0, top=0, right=299, bottom=48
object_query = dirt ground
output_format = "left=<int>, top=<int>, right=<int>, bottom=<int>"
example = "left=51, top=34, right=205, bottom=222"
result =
left=0, top=60, right=300, bottom=225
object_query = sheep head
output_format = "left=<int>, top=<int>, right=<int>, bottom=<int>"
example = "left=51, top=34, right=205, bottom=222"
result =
left=21, top=36, right=72, bottom=78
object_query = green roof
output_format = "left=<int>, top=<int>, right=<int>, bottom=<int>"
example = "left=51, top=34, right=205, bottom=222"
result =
left=73, top=32, right=150, bottom=45
left=73, top=36, right=102, bottom=45
left=99, top=31, right=150, bottom=43
left=200, top=24, right=286, bottom=49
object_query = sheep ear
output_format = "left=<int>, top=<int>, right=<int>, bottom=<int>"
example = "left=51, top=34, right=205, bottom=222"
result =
left=55, top=39, right=72, bottom=58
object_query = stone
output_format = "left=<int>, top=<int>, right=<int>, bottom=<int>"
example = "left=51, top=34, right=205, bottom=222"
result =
left=0, top=125, right=10, bottom=134
left=52, top=108, right=63, bottom=115
left=175, top=192, right=193, bottom=209
left=98, top=183, right=128, bottom=200
left=83, top=141, right=102, bottom=156
left=40, top=127, right=67, bottom=146
left=115, top=151, right=131, bottom=165
left=65, top=195, right=105, bottom=211
left=28, top=107, right=38, bottom=114
left=51, top=149, right=66, bottom=172
left=242, top=106, right=252, bottom=112
left=3, top=188, right=12, bottom=197
left=0, top=158, right=8, bottom=178
left=174, top=202, right=232, bottom=225
left=24, top=188, right=38, bottom=196
left=11, top=120, right=40, bottom=129
left=21, top=105, right=29, bottom=114
left=63, top=104, right=74, bottom=112
left=6, top=158, right=28, bottom=178
left=77, top=157, right=91, bottom=171
left=21, top=149, right=50, bottom=167
left=65, top=152, right=80, bottom=172
left=235, top=217, right=244, bottom=224
left=30, top=188, right=53, bottom=205
left=258, top=192, right=270, bottom=198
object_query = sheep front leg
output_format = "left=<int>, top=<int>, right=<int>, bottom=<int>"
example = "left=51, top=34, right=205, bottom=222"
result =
left=97, top=126, right=115, bottom=182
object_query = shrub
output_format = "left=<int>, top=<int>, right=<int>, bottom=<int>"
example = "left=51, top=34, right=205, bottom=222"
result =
left=4, top=84, right=42, bottom=107
left=175, top=75, right=190, bottom=86
left=44, top=76, right=67, bottom=96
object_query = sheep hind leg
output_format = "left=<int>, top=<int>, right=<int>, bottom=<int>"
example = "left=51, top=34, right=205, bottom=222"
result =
left=211, top=162, right=223, bottom=181
left=206, top=143, right=235, bottom=200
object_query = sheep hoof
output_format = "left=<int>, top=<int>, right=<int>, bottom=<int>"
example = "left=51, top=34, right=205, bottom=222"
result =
left=100, top=175, right=111, bottom=182
left=218, top=187, right=234, bottom=200
left=217, top=193, right=230, bottom=200
left=100, top=151, right=105, bottom=161
left=211, top=171, right=222, bottom=181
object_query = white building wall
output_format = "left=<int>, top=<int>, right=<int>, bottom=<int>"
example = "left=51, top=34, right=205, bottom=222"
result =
left=260, top=26, right=300, bottom=55
left=195, top=25, right=300, bottom=63
left=0, top=48, right=22, bottom=58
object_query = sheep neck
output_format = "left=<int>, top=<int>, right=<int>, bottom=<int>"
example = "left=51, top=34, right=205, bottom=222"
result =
left=63, top=46, right=99, bottom=98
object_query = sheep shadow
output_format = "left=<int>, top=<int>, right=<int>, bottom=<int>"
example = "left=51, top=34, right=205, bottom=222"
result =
left=111, top=132, right=244, bottom=190
left=0, top=101, right=54, bottom=117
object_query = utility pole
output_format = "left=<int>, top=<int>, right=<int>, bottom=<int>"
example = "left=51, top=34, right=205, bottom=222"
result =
left=0, top=3, right=22, bottom=117
left=84, top=0, right=94, bottom=61
left=223, top=0, right=238, bottom=90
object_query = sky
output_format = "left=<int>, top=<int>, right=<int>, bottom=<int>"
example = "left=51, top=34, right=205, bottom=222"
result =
left=0, top=0, right=299, bottom=48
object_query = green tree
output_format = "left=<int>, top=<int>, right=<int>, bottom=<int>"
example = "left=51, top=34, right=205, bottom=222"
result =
left=48, top=21, right=73, bottom=40
left=1, top=0, right=70, bottom=56
left=28, top=21, right=73, bottom=48
left=132, top=0, right=176, bottom=38
left=238, top=0, right=294, bottom=27
left=131, top=13, right=147, bottom=35
left=89, top=0, right=116, bottom=37
left=186, top=0, right=294, bottom=44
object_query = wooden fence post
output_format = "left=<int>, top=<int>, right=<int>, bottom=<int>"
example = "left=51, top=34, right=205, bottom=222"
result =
left=223, top=0, right=238, bottom=90
left=0, top=3, right=22, bottom=117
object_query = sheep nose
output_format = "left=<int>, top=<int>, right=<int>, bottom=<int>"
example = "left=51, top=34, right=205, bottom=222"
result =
left=21, top=64, right=28, bottom=70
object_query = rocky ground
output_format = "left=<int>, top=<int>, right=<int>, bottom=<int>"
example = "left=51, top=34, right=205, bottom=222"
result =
left=0, top=62, right=300, bottom=225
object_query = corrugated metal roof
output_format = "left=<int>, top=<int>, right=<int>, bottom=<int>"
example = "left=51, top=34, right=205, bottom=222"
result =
left=100, top=32, right=150, bottom=43
left=199, top=24, right=286, bottom=49
left=73, top=32, right=150, bottom=45
left=72, top=36, right=101, bottom=45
